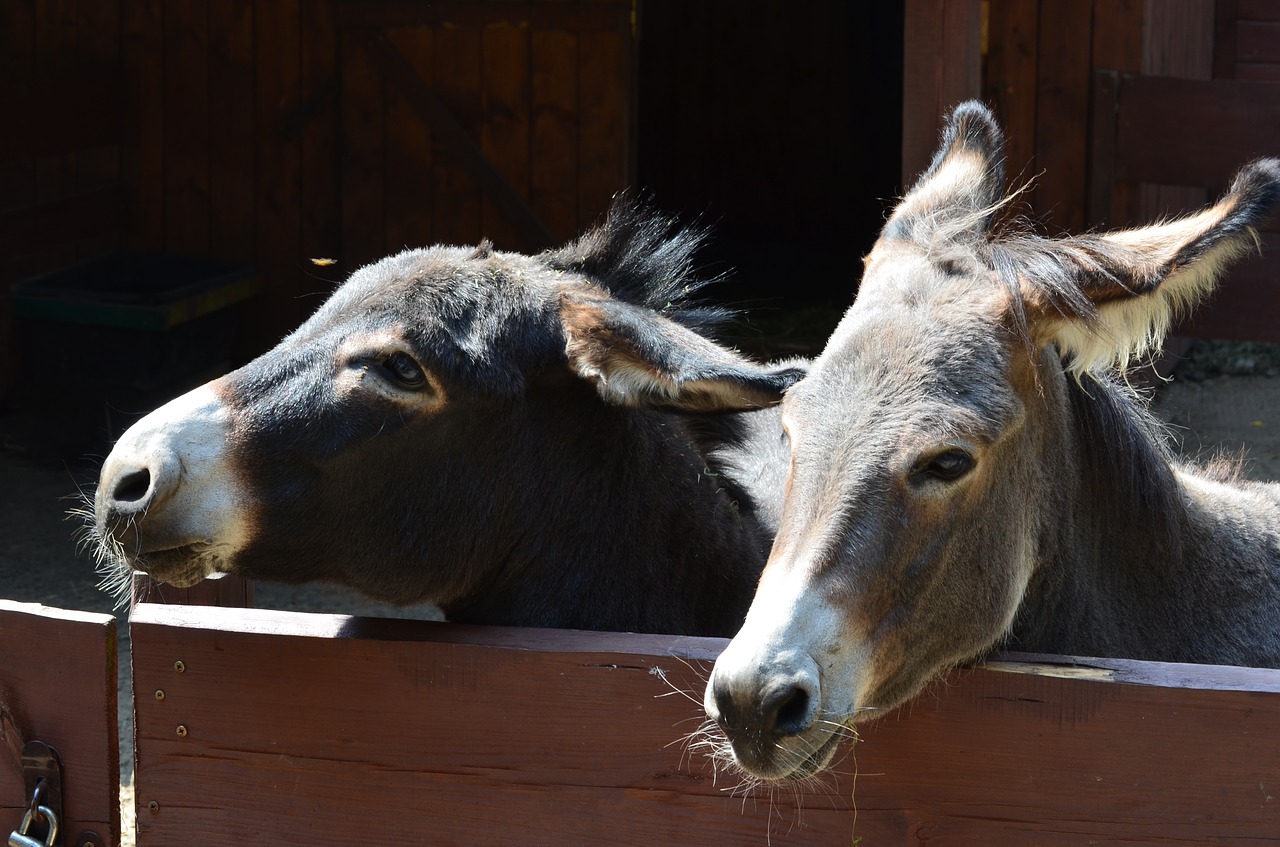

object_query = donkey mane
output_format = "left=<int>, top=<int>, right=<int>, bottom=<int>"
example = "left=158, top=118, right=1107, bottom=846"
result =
left=1063, top=371, right=1185, bottom=560
left=543, top=196, right=732, bottom=336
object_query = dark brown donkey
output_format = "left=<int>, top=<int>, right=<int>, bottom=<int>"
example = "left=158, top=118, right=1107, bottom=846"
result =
left=89, top=200, right=805, bottom=636
left=706, top=101, right=1280, bottom=781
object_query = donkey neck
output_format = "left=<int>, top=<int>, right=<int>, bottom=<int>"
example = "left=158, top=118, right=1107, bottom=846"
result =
left=1013, top=360, right=1192, bottom=659
left=440, top=394, right=770, bottom=635
left=1011, top=358, right=1280, bottom=665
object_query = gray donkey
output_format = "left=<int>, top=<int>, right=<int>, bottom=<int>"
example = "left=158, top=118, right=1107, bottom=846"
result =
left=706, top=100, right=1280, bottom=782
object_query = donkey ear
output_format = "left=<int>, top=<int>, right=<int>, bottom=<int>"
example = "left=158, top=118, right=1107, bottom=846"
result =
left=1029, top=158, right=1280, bottom=372
left=884, top=101, right=1006, bottom=244
left=559, top=290, right=807, bottom=412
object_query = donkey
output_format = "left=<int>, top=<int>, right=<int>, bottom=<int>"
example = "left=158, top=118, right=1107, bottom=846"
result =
left=89, top=199, right=806, bottom=637
left=705, top=101, right=1280, bottom=781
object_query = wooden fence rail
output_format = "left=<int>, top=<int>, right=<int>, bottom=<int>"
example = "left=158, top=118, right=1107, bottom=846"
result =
left=128, top=604, right=1280, bottom=846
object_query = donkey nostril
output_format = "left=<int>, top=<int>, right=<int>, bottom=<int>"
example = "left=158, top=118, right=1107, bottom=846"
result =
left=770, top=686, right=812, bottom=737
left=112, top=468, right=152, bottom=504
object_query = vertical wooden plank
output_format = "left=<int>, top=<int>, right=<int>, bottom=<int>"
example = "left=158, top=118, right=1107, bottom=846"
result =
left=530, top=18, right=578, bottom=240
left=0, top=0, right=38, bottom=395
left=162, top=0, right=211, bottom=257
left=122, top=0, right=166, bottom=253
left=1091, top=0, right=1144, bottom=226
left=251, top=0, right=303, bottom=348
left=385, top=25, right=437, bottom=253
left=940, top=0, right=983, bottom=106
left=34, top=0, right=79, bottom=205
left=0, top=602, right=120, bottom=847
left=1032, top=0, right=1093, bottom=232
left=299, top=0, right=341, bottom=283
left=902, top=0, right=982, bottom=187
left=1140, top=0, right=1214, bottom=217
left=208, top=0, right=255, bottom=265
left=983, top=0, right=1039, bottom=186
left=1214, top=0, right=1240, bottom=78
left=431, top=19, right=484, bottom=246
left=0, top=0, right=37, bottom=207
left=576, top=5, right=632, bottom=231
left=480, top=12, right=532, bottom=248
left=72, top=0, right=122, bottom=198
left=1087, top=69, right=1119, bottom=225
left=1093, top=0, right=1146, bottom=73
left=902, top=0, right=944, bottom=186
left=340, top=27, right=386, bottom=271
left=1142, top=0, right=1215, bottom=77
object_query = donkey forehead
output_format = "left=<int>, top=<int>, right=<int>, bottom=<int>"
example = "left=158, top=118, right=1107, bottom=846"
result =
left=790, top=276, right=1021, bottom=444
left=317, top=246, right=555, bottom=327
left=284, top=245, right=566, bottom=368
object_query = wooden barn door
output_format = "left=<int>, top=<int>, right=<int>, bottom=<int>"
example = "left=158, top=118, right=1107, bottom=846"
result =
left=1088, top=2, right=1280, bottom=343
left=334, top=1, right=638, bottom=270
left=0, top=601, right=120, bottom=846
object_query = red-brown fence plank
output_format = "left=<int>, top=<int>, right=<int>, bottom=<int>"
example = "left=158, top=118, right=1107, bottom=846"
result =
left=0, top=601, right=119, bottom=847
left=132, top=605, right=1280, bottom=846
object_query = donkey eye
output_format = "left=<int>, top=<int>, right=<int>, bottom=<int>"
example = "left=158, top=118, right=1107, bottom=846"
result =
left=915, top=449, right=974, bottom=482
left=380, top=352, right=428, bottom=390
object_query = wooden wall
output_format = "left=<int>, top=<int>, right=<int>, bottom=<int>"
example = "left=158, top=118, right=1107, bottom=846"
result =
left=0, top=0, right=636, bottom=371
left=1217, top=0, right=1280, bottom=79
left=976, top=0, right=1280, bottom=231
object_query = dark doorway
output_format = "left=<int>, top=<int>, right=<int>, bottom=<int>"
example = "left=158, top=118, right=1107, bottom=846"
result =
left=637, top=1, right=904, bottom=334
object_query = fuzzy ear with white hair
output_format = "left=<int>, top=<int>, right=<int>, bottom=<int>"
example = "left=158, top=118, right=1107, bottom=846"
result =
left=559, top=289, right=807, bottom=412
left=1012, top=158, right=1280, bottom=373
left=882, top=100, right=1007, bottom=246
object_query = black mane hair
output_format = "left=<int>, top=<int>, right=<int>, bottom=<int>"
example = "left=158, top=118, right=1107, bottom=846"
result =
left=542, top=195, right=733, bottom=336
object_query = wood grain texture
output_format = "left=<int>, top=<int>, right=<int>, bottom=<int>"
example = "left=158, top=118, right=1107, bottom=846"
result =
left=132, top=605, right=1280, bottom=846
left=982, top=0, right=1038, bottom=185
left=902, top=0, right=983, bottom=186
left=480, top=10, right=533, bottom=250
left=208, top=0, right=256, bottom=265
left=0, top=601, right=119, bottom=846
left=132, top=572, right=254, bottom=609
left=384, top=24, right=437, bottom=254
left=1032, top=1, right=1093, bottom=233
left=577, top=12, right=633, bottom=228
left=1112, top=75, right=1280, bottom=187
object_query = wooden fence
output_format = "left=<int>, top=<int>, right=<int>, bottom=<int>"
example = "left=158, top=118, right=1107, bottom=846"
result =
left=6, top=597, right=1277, bottom=846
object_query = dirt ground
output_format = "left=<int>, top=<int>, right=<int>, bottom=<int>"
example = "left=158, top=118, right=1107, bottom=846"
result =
left=1, top=338, right=1279, bottom=846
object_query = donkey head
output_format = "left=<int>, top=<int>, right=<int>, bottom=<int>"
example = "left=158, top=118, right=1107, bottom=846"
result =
left=92, top=200, right=802, bottom=631
left=705, top=101, right=1280, bottom=780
